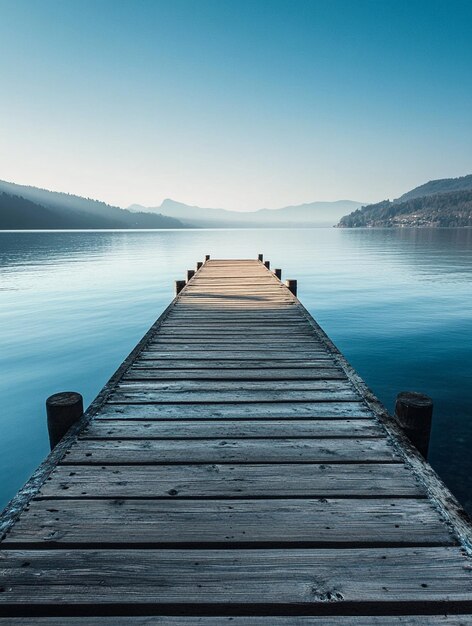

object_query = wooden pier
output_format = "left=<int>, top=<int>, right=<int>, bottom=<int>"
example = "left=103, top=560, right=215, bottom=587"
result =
left=1, top=257, right=472, bottom=623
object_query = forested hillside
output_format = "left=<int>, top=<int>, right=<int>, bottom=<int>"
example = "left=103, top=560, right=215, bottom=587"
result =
left=0, top=182, right=183, bottom=229
left=338, top=190, right=472, bottom=228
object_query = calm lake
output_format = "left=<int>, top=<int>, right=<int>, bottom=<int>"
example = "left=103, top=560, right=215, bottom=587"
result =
left=1, top=228, right=472, bottom=513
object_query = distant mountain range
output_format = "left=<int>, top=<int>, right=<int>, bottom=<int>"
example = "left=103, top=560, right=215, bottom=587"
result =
left=129, top=198, right=362, bottom=228
left=5, top=173, right=471, bottom=231
left=337, top=175, right=472, bottom=228
left=0, top=180, right=183, bottom=230
left=0, top=178, right=363, bottom=229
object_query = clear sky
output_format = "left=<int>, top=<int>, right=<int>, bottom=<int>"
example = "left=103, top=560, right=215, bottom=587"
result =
left=1, top=0, right=471, bottom=210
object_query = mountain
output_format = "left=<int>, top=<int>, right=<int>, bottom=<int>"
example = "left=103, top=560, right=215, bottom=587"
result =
left=396, top=174, right=472, bottom=203
left=0, top=192, right=72, bottom=229
left=337, top=175, right=472, bottom=228
left=0, top=177, right=362, bottom=229
left=129, top=198, right=363, bottom=228
left=129, top=199, right=250, bottom=227
left=251, top=200, right=363, bottom=226
left=0, top=180, right=183, bottom=230
left=337, top=189, right=472, bottom=228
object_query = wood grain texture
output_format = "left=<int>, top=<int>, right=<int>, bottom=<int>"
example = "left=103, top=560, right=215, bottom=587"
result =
left=80, top=419, right=385, bottom=439
left=1, top=548, right=471, bottom=607
left=130, top=359, right=336, bottom=369
left=39, top=463, right=423, bottom=498
left=109, top=388, right=361, bottom=404
left=64, top=437, right=400, bottom=464
left=98, top=401, right=373, bottom=419
left=3, top=498, right=454, bottom=547
left=1, top=617, right=472, bottom=625
left=116, top=380, right=353, bottom=392
left=123, top=367, right=347, bottom=380
left=140, top=350, right=331, bottom=360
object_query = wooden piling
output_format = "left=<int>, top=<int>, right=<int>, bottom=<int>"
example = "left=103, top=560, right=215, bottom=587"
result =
left=285, top=278, right=297, bottom=296
left=205, top=255, right=210, bottom=261
left=394, top=391, right=433, bottom=458
left=196, top=261, right=203, bottom=271
left=274, top=268, right=282, bottom=279
left=264, top=260, right=270, bottom=269
left=258, top=254, right=263, bottom=261
left=46, top=391, right=83, bottom=450
left=187, top=269, right=195, bottom=281
left=175, top=279, right=186, bottom=295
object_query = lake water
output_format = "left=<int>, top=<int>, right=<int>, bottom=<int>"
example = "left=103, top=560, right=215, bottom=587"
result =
left=1, top=228, right=472, bottom=513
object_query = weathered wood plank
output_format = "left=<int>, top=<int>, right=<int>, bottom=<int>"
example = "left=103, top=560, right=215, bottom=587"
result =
left=173, top=302, right=296, bottom=306
left=80, top=418, right=384, bottom=439
left=149, top=337, right=318, bottom=344
left=98, top=401, right=373, bottom=419
left=64, top=437, right=399, bottom=464
left=180, top=295, right=290, bottom=299
left=0, top=548, right=471, bottom=607
left=185, top=286, right=285, bottom=289
left=170, top=302, right=298, bottom=307
left=124, top=367, right=346, bottom=380
left=117, top=380, right=353, bottom=392
left=1, top=617, right=471, bottom=625
left=140, top=346, right=332, bottom=362
left=153, top=326, right=310, bottom=333
left=143, top=346, right=327, bottom=355
left=153, top=334, right=314, bottom=340
left=173, top=303, right=296, bottom=307
left=39, top=463, right=423, bottom=498
left=164, top=317, right=305, bottom=323
left=183, top=288, right=287, bottom=293
left=165, top=314, right=304, bottom=320
left=159, top=326, right=313, bottom=331
left=99, top=401, right=372, bottom=420
left=109, top=392, right=361, bottom=403
left=110, top=380, right=361, bottom=403
left=3, top=498, right=453, bottom=547
left=132, top=359, right=336, bottom=369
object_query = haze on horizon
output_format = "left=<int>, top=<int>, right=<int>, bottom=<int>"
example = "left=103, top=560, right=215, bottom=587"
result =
left=1, top=0, right=471, bottom=212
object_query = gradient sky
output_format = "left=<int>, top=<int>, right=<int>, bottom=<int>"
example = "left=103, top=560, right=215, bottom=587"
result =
left=1, top=0, right=471, bottom=210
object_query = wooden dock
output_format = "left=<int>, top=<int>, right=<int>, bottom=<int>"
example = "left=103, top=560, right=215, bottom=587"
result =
left=1, top=257, right=472, bottom=623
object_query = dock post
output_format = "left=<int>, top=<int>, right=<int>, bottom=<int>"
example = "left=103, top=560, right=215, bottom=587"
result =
left=274, top=268, right=282, bottom=280
left=46, top=392, right=83, bottom=450
left=196, top=261, right=203, bottom=271
left=264, top=260, right=270, bottom=269
left=258, top=254, right=263, bottom=262
left=175, top=280, right=186, bottom=295
left=187, top=269, right=195, bottom=281
left=394, top=391, right=433, bottom=458
left=285, top=279, right=297, bottom=296
left=205, top=255, right=210, bottom=262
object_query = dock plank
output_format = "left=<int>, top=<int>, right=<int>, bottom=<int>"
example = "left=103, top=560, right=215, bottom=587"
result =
left=130, top=359, right=336, bottom=369
left=80, top=419, right=385, bottom=439
left=116, top=380, right=353, bottom=391
left=39, top=463, right=423, bottom=498
left=123, top=367, right=347, bottom=380
left=3, top=498, right=453, bottom=547
left=1, top=548, right=471, bottom=608
left=109, top=389, right=361, bottom=404
left=1, top=618, right=471, bottom=625
left=64, top=437, right=400, bottom=464
left=98, top=401, right=373, bottom=419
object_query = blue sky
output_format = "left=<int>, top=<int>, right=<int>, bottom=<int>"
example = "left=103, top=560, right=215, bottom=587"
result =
left=0, top=0, right=471, bottom=210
